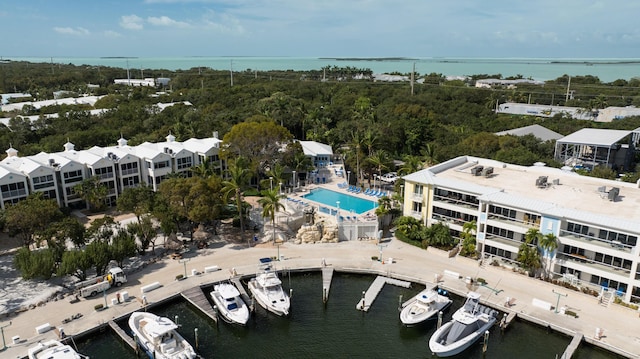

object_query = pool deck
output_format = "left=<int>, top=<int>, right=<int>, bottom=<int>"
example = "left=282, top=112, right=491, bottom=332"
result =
left=2, top=238, right=640, bottom=358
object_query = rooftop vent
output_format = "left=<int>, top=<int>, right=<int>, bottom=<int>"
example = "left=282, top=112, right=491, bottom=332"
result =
left=482, top=166, right=493, bottom=178
left=535, top=176, right=548, bottom=188
left=471, top=165, right=483, bottom=176
left=608, top=187, right=620, bottom=202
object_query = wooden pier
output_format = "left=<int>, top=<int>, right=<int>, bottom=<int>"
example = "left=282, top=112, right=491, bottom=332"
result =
left=181, top=286, right=218, bottom=322
left=356, top=276, right=411, bottom=312
left=561, top=332, right=583, bottom=359
left=322, top=267, right=334, bottom=303
left=230, top=277, right=252, bottom=305
left=107, top=320, right=137, bottom=353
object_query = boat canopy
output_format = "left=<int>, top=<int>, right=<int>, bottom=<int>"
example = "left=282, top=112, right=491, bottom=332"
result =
left=142, top=316, right=179, bottom=340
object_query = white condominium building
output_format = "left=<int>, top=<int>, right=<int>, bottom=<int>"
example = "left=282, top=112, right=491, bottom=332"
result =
left=401, top=155, right=640, bottom=304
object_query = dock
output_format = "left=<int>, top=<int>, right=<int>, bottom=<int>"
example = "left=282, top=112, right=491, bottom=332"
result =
left=356, top=276, right=411, bottom=312
left=181, top=286, right=218, bottom=322
left=499, top=311, right=517, bottom=331
left=322, top=267, right=334, bottom=303
left=561, top=332, right=583, bottom=359
left=230, top=277, right=252, bottom=305
left=107, top=320, right=137, bottom=353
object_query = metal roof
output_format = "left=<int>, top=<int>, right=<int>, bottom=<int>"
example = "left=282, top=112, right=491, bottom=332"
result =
left=495, top=124, right=563, bottom=142
left=556, top=128, right=633, bottom=147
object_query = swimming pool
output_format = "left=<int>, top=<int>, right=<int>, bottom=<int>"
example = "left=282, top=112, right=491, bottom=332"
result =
left=302, top=188, right=378, bottom=214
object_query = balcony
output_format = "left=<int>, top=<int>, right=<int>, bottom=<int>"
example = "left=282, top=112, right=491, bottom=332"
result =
left=487, top=212, right=537, bottom=229
left=559, top=230, right=633, bottom=254
left=484, top=233, right=524, bottom=248
left=556, top=253, right=631, bottom=277
left=433, top=194, right=479, bottom=211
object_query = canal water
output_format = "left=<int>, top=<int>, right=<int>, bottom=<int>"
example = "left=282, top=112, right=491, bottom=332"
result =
left=76, top=272, right=622, bottom=358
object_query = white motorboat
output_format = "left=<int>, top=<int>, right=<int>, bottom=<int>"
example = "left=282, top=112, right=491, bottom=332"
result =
left=428, top=291, right=498, bottom=357
left=400, top=287, right=452, bottom=326
left=248, top=271, right=290, bottom=316
left=210, top=282, right=250, bottom=325
left=28, top=340, right=89, bottom=359
left=128, top=311, right=197, bottom=359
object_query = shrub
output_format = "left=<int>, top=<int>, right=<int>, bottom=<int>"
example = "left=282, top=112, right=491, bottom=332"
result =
left=94, top=304, right=104, bottom=311
left=176, top=274, right=184, bottom=280
left=565, top=310, right=578, bottom=318
left=476, top=277, right=487, bottom=285
left=371, top=256, right=379, bottom=261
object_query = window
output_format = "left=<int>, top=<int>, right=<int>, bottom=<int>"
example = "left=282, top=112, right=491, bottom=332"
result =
left=63, top=170, right=83, bottom=183
left=489, top=205, right=516, bottom=219
left=123, top=176, right=140, bottom=188
left=154, top=161, right=170, bottom=169
left=412, top=201, right=422, bottom=213
left=413, top=185, right=424, bottom=195
left=176, top=156, right=193, bottom=170
left=32, top=174, right=54, bottom=190
left=1, top=182, right=27, bottom=198
left=567, top=222, right=589, bottom=235
left=120, top=162, right=138, bottom=176
left=94, top=166, right=114, bottom=179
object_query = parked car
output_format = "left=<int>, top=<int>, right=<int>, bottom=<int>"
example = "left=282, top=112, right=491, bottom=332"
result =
left=378, top=172, right=398, bottom=183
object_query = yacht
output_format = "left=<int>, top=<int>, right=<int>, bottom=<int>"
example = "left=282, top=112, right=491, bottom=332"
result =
left=27, top=339, right=89, bottom=359
left=400, top=287, right=452, bottom=326
left=248, top=271, right=290, bottom=316
left=128, top=311, right=197, bottom=359
left=428, top=291, right=498, bottom=357
left=210, top=282, right=250, bottom=325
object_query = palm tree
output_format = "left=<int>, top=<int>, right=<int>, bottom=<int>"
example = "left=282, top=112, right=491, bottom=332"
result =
left=524, top=228, right=542, bottom=246
left=258, top=189, right=286, bottom=245
left=459, top=220, right=477, bottom=257
left=190, top=160, right=216, bottom=178
left=398, top=154, right=423, bottom=175
left=519, top=228, right=543, bottom=276
left=539, top=233, right=559, bottom=278
left=366, top=150, right=391, bottom=187
left=420, top=143, right=438, bottom=168
left=222, top=157, right=252, bottom=245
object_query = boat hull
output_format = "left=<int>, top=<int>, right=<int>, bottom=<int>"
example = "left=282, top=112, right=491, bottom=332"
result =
left=428, top=317, right=496, bottom=357
left=400, top=290, right=452, bottom=326
left=128, top=312, right=197, bottom=359
left=248, top=276, right=290, bottom=316
left=210, top=283, right=250, bottom=325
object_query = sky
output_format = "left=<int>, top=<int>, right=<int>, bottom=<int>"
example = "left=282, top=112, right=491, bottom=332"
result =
left=3, top=0, right=640, bottom=58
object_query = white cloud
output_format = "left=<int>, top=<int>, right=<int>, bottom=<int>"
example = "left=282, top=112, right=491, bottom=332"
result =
left=103, top=30, right=122, bottom=38
left=147, top=16, right=190, bottom=28
left=54, top=27, right=90, bottom=36
left=201, top=11, right=245, bottom=34
left=120, top=15, right=144, bottom=30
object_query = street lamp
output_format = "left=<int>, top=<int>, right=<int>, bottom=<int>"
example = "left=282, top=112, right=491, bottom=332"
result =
left=270, top=177, right=273, bottom=191
left=552, top=289, right=568, bottom=313
left=347, top=171, right=351, bottom=185
left=336, top=201, right=340, bottom=220
left=292, top=171, right=296, bottom=189
left=279, top=182, right=283, bottom=194
left=1, top=321, right=12, bottom=352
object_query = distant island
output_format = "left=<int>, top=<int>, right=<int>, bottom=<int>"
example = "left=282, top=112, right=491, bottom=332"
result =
left=319, top=57, right=418, bottom=61
left=99, top=56, right=139, bottom=59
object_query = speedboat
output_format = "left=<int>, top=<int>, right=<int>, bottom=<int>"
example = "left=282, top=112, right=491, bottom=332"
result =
left=27, top=339, right=89, bottom=359
left=210, top=282, right=250, bottom=325
left=248, top=271, right=290, bottom=316
left=400, top=287, right=452, bottom=326
left=428, top=291, right=498, bottom=357
left=128, top=311, right=197, bottom=359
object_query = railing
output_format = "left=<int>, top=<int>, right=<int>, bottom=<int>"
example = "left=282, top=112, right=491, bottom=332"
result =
left=431, top=213, right=467, bottom=226
left=556, top=253, right=631, bottom=275
left=559, top=230, right=634, bottom=253
left=485, top=233, right=524, bottom=246
left=487, top=212, right=537, bottom=228
left=2, top=189, right=27, bottom=198
left=432, top=194, right=479, bottom=209
left=120, top=168, right=138, bottom=176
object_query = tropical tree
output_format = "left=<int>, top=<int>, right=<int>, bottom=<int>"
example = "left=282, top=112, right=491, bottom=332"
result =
left=539, top=233, right=559, bottom=278
left=110, top=229, right=138, bottom=268
left=366, top=150, right=391, bottom=186
left=258, top=189, right=286, bottom=244
left=222, top=157, right=253, bottom=243
left=426, top=222, right=455, bottom=249
left=459, top=220, right=477, bottom=257
left=117, top=185, right=155, bottom=222
left=74, top=176, right=109, bottom=212
left=398, top=154, right=424, bottom=175
left=516, top=242, right=541, bottom=276
left=58, top=249, right=92, bottom=281
left=4, top=193, right=63, bottom=248
left=127, top=215, right=158, bottom=254
left=393, top=216, right=425, bottom=246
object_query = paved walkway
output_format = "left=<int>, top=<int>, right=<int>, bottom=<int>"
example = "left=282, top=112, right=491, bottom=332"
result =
left=2, top=238, right=640, bottom=358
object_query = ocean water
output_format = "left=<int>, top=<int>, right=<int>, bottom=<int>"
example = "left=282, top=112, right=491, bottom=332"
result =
left=75, top=272, right=621, bottom=359
left=5, top=56, right=640, bottom=82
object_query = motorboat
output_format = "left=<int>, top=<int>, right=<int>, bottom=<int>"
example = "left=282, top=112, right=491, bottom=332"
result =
left=128, top=311, right=197, bottom=359
left=400, top=287, right=452, bottom=326
left=27, top=339, right=89, bottom=359
left=248, top=271, right=290, bottom=316
left=428, top=291, right=498, bottom=357
left=210, top=282, right=250, bottom=325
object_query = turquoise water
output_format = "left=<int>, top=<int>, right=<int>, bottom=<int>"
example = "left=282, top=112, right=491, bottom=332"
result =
left=302, top=188, right=378, bottom=214
left=75, top=272, right=622, bottom=358
left=5, top=56, right=640, bottom=82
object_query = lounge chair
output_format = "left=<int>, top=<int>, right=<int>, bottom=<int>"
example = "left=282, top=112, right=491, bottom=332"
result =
left=378, top=191, right=386, bottom=198
left=370, top=190, right=378, bottom=197
left=364, top=188, right=372, bottom=195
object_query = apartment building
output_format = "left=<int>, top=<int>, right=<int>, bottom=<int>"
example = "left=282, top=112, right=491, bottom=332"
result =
left=402, top=156, right=640, bottom=303
left=0, top=134, right=222, bottom=208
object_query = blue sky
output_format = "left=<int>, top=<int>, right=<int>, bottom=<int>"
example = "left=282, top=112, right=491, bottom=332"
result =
left=3, top=0, right=640, bottom=58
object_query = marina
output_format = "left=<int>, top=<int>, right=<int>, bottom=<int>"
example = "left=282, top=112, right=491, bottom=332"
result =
left=69, top=272, right=620, bottom=358
left=4, top=238, right=637, bottom=358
